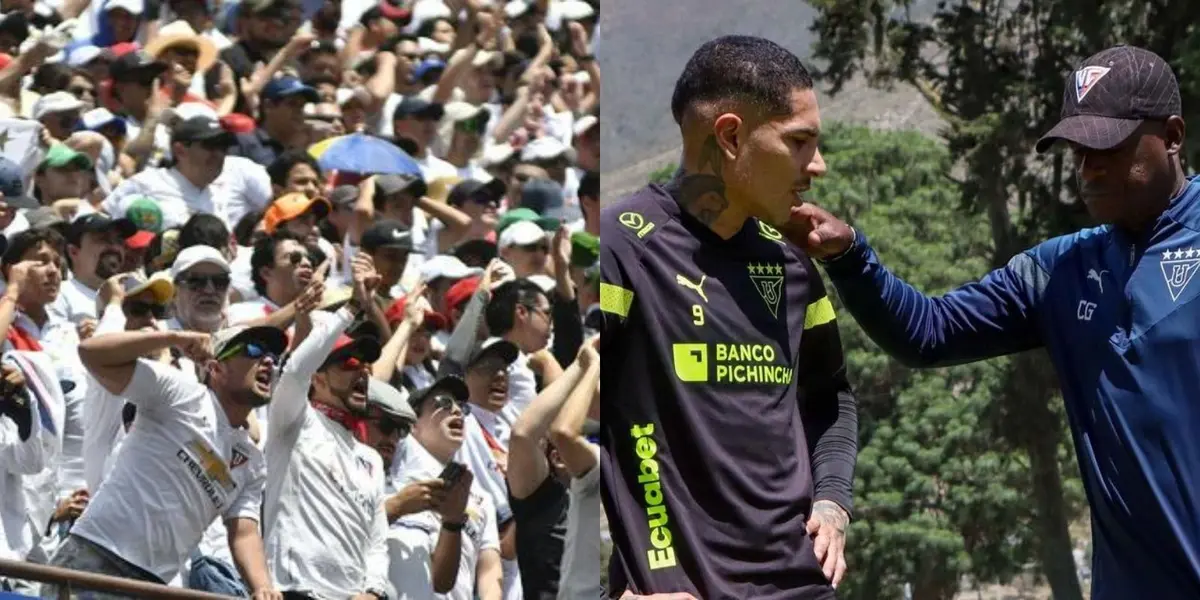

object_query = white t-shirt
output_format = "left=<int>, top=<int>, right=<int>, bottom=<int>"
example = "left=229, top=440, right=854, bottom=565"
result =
left=558, top=463, right=602, bottom=599
left=49, top=278, right=100, bottom=326
left=262, top=309, right=394, bottom=599
left=388, top=440, right=500, bottom=600
left=101, top=156, right=272, bottom=229
left=70, top=360, right=267, bottom=582
left=458, top=410, right=523, bottom=600
left=227, top=298, right=282, bottom=326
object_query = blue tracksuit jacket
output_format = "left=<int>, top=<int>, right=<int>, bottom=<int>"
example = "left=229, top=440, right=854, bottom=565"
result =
left=823, top=176, right=1200, bottom=599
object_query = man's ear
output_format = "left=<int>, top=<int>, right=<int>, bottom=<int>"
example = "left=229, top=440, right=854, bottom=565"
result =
left=712, top=112, right=743, bottom=162
left=1165, top=115, right=1186, bottom=156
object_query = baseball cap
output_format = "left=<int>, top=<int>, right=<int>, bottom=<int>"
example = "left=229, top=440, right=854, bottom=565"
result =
left=25, top=207, right=65, bottom=231
left=480, top=143, right=515, bottom=168
left=394, top=97, right=444, bottom=121
left=418, top=255, right=482, bottom=284
left=467, top=337, right=519, bottom=372
left=335, top=87, right=371, bottom=108
left=37, top=144, right=93, bottom=173
left=104, top=0, right=143, bottom=14
left=495, top=207, right=559, bottom=236
left=328, top=185, right=359, bottom=209
left=452, top=238, right=497, bottom=266
left=520, top=179, right=565, bottom=219
left=125, top=196, right=165, bottom=233
left=444, top=275, right=479, bottom=313
left=170, top=244, right=231, bottom=278
left=211, top=325, right=288, bottom=361
left=499, top=221, right=548, bottom=249
left=447, top=178, right=506, bottom=207
left=1036, top=45, right=1181, bottom=154
left=412, top=57, right=446, bottom=83
left=171, top=116, right=236, bottom=146
left=67, top=45, right=104, bottom=68
left=570, top=231, right=599, bottom=268
left=573, top=114, right=598, bottom=137
left=81, top=107, right=127, bottom=134
left=322, top=333, right=382, bottom=369
left=407, top=375, right=469, bottom=414
left=520, top=137, right=571, bottom=162
left=376, top=173, right=427, bottom=199
left=109, top=50, right=168, bottom=81
left=367, top=379, right=417, bottom=424
left=33, top=92, right=84, bottom=121
left=67, top=213, right=137, bottom=245
left=360, top=220, right=414, bottom=253
left=126, top=230, right=156, bottom=250
left=263, top=76, right=320, bottom=103
left=384, top=295, right=448, bottom=330
left=0, top=157, right=36, bottom=209
left=263, top=193, right=331, bottom=234
left=378, top=0, right=412, bottom=22
left=124, top=271, right=175, bottom=304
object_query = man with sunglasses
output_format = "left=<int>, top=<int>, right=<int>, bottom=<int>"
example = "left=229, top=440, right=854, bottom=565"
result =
left=51, top=324, right=287, bottom=599
left=392, top=97, right=458, bottom=183
left=498, top=221, right=550, bottom=279
left=430, top=179, right=506, bottom=256
left=387, top=375, right=504, bottom=600
left=169, top=245, right=233, bottom=334
left=232, top=229, right=325, bottom=327
left=261, top=264, right=395, bottom=600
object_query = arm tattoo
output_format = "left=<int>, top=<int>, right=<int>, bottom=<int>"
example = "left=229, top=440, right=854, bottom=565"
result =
left=674, top=135, right=730, bottom=226
left=812, top=500, right=849, bottom=532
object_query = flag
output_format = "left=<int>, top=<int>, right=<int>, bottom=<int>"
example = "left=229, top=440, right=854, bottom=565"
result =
left=0, top=118, right=45, bottom=180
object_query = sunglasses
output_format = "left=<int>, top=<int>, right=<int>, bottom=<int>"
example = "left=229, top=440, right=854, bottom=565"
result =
left=284, top=250, right=312, bottom=266
left=367, top=407, right=412, bottom=438
left=429, top=393, right=470, bottom=416
left=177, top=274, right=232, bottom=291
left=217, top=342, right=279, bottom=363
left=123, top=300, right=167, bottom=319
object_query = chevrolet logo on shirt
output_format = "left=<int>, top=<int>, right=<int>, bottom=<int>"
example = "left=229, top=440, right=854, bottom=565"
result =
left=186, top=440, right=236, bottom=492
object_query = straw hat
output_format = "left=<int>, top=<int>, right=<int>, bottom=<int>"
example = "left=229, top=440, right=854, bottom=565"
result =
left=144, top=21, right=217, bottom=74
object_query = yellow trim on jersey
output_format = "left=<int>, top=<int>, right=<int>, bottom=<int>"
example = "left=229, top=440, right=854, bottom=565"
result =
left=600, top=282, right=635, bottom=318
left=804, top=296, right=836, bottom=329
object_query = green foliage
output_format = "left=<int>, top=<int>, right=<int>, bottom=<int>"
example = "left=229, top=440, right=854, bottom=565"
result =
left=648, top=163, right=677, bottom=185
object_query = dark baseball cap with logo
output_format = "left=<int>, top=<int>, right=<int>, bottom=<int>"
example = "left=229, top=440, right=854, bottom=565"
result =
left=172, top=116, right=236, bottom=146
left=1036, top=45, right=1181, bottom=154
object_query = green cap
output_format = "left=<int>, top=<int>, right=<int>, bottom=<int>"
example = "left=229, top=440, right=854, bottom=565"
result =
left=38, top=143, right=93, bottom=172
left=495, top=208, right=560, bottom=235
left=570, top=231, right=598, bottom=268
left=125, top=196, right=164, bottom=233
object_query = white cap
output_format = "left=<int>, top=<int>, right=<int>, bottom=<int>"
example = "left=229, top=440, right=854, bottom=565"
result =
left=407, top=0, right=453, bottom=33
left=170, top=245, right=231, bottom=279
left=335, top=87, right=370, bottom=107
left=104, top=0, right=144, bottom=15
left=173, top=101, right=219, bottom=122
left=81, top=107, right=123, bottom=131
left=419, top=255, right=483, bottom=284
left=33, top=91, right=84, bottom=121
left=572, top=114, right=597, bottom=137
left=504, top=0, right=532, bottom=19
left=67, top=45, right=104, bottom=67
left=481, top=143, right=515, bottom=167
left=520, top=136, right=569, bottom=162
left=417, top=37, right=450, bottom=55
left=498, top=220, right=546, bottom=248
left=444, top=101, right=486, bottom=123
left=527, top=274, right=555, bottom=293
left=557, top=0, right=595, bottom=21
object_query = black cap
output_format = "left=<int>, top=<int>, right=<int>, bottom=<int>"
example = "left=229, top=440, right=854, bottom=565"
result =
left=467, top=338, right=519, bottom=372
left=171, top=117, right=236, bottom=146
left=1036, top=45, right=1182, bottom=154
left=376, top=173, right=427, bottom=199
left=408, top=375, right=469, bottom=414
left=447, top=178, right=506, bottom=207
left=360, top=219, right=414, bottom=253
left=452, top=238, right=497, bottom=267
left=322, top=333, right=383, bottom=369
left=67, top=213, right=138, bottom=245
left=109, top=50, right=168, bottom=81
left=394, top=97, right=445, bottom=121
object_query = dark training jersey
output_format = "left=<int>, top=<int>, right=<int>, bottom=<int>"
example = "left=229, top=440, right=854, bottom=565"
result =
left=599, top=185, right=858, bottom=600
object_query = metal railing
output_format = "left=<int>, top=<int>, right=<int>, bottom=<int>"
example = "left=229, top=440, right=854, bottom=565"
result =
left=0, top=558, right=232, bottom=599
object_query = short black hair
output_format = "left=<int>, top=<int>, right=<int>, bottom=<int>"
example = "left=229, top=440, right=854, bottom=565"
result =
left=31, top=63, right=76, bottom=95
left=670, top=35, right=813, bottom=125
left=386, top=33, right=419, bottom=53
left=484, top=278, right=547, bottom=336
left=267, top=150, right=323, bottom=188
left=251, top=230, right=304, bottom=297
left=233, top=210, right=265, bottom=247
left=179, top=213, right=230, bottom=252
left=2, top=228, right=65, bottom=272
left=415, top=17, right=452, bottom=39
left=579, top=170, right=598, bottom=200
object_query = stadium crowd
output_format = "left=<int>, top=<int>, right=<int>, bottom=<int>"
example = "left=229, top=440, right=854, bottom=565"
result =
left=0, top=0, right=601, bottom=598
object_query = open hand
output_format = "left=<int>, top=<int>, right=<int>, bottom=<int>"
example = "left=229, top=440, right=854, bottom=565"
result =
left=807, top=500, right=849, bottom=588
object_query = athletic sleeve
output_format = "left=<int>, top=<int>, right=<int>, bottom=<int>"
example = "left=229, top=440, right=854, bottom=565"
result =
left=269, top=308, right=355, bottom=438
left=598, top=234, right=635, bottom=355
left=821, top=229, right=1047, bottom=367
left=794, top=265, right=857, bottom=516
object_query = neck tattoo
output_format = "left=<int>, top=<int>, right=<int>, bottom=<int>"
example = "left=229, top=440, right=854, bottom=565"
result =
left=671, top=135, right=731, bottom=226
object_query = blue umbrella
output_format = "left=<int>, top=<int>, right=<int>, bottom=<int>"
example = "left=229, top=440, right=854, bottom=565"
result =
left=308, top=133, right=421, bottom=176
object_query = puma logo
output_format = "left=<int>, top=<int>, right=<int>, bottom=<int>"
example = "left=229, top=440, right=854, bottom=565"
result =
left=676, top=273, right=708, bottom=303
left=1087, top=268, right=1108, bottom=293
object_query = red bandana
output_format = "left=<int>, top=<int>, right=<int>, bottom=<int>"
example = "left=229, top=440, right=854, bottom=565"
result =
left=311, top=401, right=369, bottom=442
